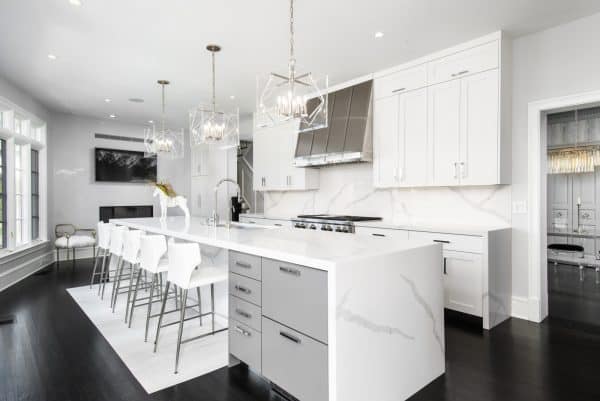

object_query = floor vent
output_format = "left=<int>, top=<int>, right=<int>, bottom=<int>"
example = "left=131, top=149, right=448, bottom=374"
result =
left=0, top=315, right=16, bottom=325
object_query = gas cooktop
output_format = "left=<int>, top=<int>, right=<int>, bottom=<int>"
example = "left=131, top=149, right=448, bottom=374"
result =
left=293, top=215, right=382, bottom=233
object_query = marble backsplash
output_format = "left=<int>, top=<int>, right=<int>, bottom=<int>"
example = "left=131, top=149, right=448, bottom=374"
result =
left=263, top=163, right=511, bottom=227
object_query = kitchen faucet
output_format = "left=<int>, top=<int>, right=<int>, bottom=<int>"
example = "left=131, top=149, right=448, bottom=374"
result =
left=211, top=178, right=241, bottom=228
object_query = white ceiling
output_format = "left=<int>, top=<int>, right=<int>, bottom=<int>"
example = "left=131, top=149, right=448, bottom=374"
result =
left=2, top=0, right=600, bottom=135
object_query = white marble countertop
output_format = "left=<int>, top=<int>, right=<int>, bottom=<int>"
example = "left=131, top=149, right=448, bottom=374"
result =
left=111, top=217, right=437, bottom=271
left=240, top=213, right=509, bottom=236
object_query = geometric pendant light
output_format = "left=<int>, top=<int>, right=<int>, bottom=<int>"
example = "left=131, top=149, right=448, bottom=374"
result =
left=144, top=80, right=184, bottom=159
left=189, top=45, right=240, bottom=149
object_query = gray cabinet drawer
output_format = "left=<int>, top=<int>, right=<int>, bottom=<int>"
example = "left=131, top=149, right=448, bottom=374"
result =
left=229, top=273, right=262, bottom=306
left=262, top=317, right=328, bottom=401
left=229, top=251, right=262, bottom=281
left=262, top=258, right=328, bottom=343
left=229, top=321, right=261, bottom=373
left=229, top=295, right=262, bottom=332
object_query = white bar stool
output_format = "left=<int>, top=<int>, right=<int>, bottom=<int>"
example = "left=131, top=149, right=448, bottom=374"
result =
left=100, top=225, right=127, bottom=300
left=111, top=229, right=144, bottom=317
left=127, top=234, right=176, bottom=341
left=90, top=221, right=112, bottom=292
left=153, top=241, right=228, bottom=374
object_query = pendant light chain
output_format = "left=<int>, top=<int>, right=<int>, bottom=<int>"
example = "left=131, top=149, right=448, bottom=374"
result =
left=212, top=50, right=217, bottom=112
left=289, top=0, right=295, bottom=81
left=161, top=82, right=166, bottom=133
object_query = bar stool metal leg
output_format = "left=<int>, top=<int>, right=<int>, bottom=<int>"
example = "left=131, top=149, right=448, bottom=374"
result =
left=98, top=251, right=108, bottom=296
left=211, top=283, right=215, bottom=332
left=154, top=281, right=171, bottom=352
left=143, top=274, right=157, bottom=340
left=125, top=263, right=137, bottom=323
left=128, top=269, right=143, bottom=327
left=111, top=258, right=125, bottom=311
left=90, top=249, right=101, bottom=289
left=100, top=253, right=112, bottom=299
left=196, top=287, right=202, bottom=326
left=174, top=289, right=188, bottom=374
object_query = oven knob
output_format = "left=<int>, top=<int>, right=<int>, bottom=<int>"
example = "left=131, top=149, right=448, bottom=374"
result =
left=309, top=224, right=317, bottom=230
left=326, top=225, right=333, bottom=231
left=341, top=227, right=350, bottom=233
left=335, top=227, right=342, bottom=232
left=320, top=225, right=328, bottom=231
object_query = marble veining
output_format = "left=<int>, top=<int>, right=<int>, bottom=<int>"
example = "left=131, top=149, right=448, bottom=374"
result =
left=399, top=274, right=445, bottom=355
left=336, top=290, right=415, bottom=341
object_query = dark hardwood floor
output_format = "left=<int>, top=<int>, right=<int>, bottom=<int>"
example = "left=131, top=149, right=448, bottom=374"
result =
left=2, top=259, right=600, bottom=401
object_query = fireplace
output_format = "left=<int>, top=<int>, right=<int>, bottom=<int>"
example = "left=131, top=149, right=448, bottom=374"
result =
left=99, top=205, right=153, bottom=223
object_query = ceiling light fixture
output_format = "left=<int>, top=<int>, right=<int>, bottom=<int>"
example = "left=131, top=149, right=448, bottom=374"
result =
left=256, top=0, right=328, bottom=131
left=189, top=44, right=239, bottom=149
left=109, top=114, right=116, bottom=119
left=148, top=120, right=154, bottom=124
left=47, top=54, right=57, bottom=60
left=69, top=0, right=82, bottom=5
left=104, top=98, right=111, bottom=103
left=375, top=31, right=384, bottom=38
left=144, top=80, right=184, bottom=159
left=230, top=95, right=236, bottom=100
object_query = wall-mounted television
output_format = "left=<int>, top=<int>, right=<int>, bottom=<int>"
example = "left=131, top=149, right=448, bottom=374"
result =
left=95, top=147, right=157, bottom=183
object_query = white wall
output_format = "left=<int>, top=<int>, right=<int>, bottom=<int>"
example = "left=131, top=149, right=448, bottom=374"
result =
left=511, top=11, right=600, bottom=299
left=48, top=112, right=189, bottom=234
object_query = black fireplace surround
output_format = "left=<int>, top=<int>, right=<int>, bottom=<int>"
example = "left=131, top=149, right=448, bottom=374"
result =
left=99, top=205, right=153, bottom=223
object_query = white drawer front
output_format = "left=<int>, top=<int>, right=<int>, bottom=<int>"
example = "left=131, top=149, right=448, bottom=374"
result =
left=229, top=250, right=262, bottom=281
left=427, top=40, right=499, bottom=85
left=229, top=273, right=262, bottom=306
left=354, top=226, right=409, bottom=240
left=229, top=321, right=261, bottom=373
left=229, top=295, right=262, bottom=332
left=374, top=64, right=428, bottom=100
left=443, top=250, right=483, bottom=317
left=262, top=317, right=328, bottom=401
left=262, top=258, right=328, bottom=344
left=409, top=231, right=483, bottom=253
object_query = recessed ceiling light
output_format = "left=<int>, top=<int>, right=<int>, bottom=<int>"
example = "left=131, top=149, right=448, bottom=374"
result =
left=148, top=120, right=154, bottom=124
left=109, top=114, right=116, bottom=119
left=47, top=54, right=57, bottom=60
left=230, top=95, right=236, bottom=100
left=69, top=0, right=82, bottom=6
left=104, top=98, right=111, bottom=103
left=128, top=98, right=144, bottom=103
left=375, top=31, right=384, bottom=39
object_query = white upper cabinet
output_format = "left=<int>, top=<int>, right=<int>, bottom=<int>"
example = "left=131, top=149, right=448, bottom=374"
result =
left=429, top=79, right=461, bottom=186
left=427, top=40, right=499, bottom=85
left=373, top=31, right=510, bottom=188
left=253, top=118, right=319, bottom=192
left=459, top=69, right=499, bottom=185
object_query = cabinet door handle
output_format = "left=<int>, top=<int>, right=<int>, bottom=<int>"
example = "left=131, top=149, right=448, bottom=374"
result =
left=274, top=223, right=283, bottom=227
left=235, top=308, right=252, bottom=319
left=234, top=285, right=251, bottom=294
left=235, top=261, right=252, bottom=269
left=433, top=239, right=450, bottom=244
left=372, top=233, right=386, bottom=237
left=443, top=257, right=447, bottom=275
left=392, top=87, right=406, bottom=93
left=279, top=266, right=301, bottom=276
left=460, top=162, right=466, bottom=178
left=279, top=331, right=301, bottom=344
left=235, top=326, right=252, bottom=337
left=453, top=162, right=458, bottom=179
left=451, top=70, right=469, bottom=77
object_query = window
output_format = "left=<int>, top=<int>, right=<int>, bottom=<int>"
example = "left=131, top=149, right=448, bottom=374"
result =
left=14, top=144, right=25, bottom=245
left=0, top=139, right=5, bottom=248
left=31, top=149, right=39, bottom=240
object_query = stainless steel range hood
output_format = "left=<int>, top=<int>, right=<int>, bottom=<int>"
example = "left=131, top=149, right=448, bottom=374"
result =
left=294, top=80, right=373, bottom=167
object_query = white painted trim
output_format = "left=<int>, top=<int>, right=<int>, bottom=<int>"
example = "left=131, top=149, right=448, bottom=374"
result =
left=510, top=296, right=530, bottom=320
left=527, top=88, right=600, bottom=323
left=0, top=250, right=54, bottom=292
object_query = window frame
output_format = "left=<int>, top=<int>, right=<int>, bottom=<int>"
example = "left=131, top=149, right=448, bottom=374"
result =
left=0, top=138, right=5, bottom=249
left=31, top=148, right=39, bottom=241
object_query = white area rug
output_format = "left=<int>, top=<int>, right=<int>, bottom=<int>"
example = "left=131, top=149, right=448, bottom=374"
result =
left=67, top=285, right=228, bottom=393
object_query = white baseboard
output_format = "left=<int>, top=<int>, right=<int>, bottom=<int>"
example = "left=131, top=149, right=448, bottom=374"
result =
left=511, top=296, right=530, bottom=320
left=0, top=250, right=55, bottom=292
left=55, top=247, right=97, bottom=261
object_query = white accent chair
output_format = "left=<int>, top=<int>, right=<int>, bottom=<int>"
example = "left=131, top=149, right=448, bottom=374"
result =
left=153, top=240, right=228, bottom=374
left=90, top=221, right=112, bottom=292
left=54, top=224, right=96, bottom=271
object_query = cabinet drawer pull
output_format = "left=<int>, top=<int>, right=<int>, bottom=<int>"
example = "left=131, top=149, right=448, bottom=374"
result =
left=235, top=308, right=252, bottom=319
left=274, top=223, right=283, bottom=227
left=234, top=285, right=251, bottom=294
left=372, top=233, right=386, bottom=237
left=235, top=261, right=252, bottom=269
left=433, top=239, right=450, bottom=244
left=235, top=326, right=252, bottom=337
left=443, top=257, right=447, bottom=275
left=391, top=87, right=406, bottom=93
left=279, top=331, right=301, bottom=344
left=451, top=70, right=469, bottom=77
left=279, top=266, right=301, bottom=276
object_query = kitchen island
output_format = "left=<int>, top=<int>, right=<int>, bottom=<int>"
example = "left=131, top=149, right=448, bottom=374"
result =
left=112, top=216, right=445, bottom=401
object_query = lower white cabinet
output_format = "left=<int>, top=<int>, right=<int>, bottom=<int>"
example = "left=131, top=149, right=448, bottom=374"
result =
left=443, top=250, right=483, bottom=317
